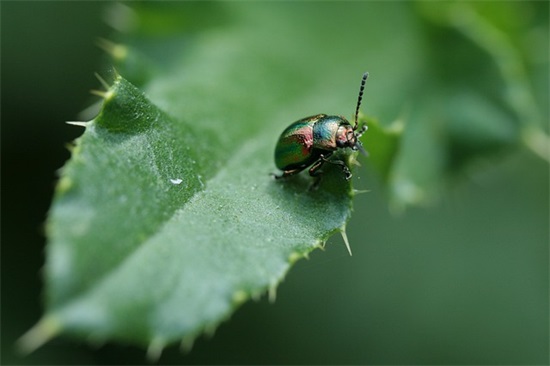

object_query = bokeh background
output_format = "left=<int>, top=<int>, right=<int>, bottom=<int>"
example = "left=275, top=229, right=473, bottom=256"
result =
left=2, top=2, right=548, bottom=364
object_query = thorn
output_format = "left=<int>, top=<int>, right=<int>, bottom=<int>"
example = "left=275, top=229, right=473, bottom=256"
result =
left=146, top=337, right=165, bottom=362
left=95, top=37, right=116, bottom=54
left=96, top=38, right=128, bottom=60
left=340, top=228, right=353, bottom=256
left=90, top=89, right=108, bottom=98
left=232, top=290, right=248, bottom=305
left=17, top=316, right=61, bottom=355
left=112, top=66, right=121, bottom=79
left=90, top=89, right=113, bottom=99
left=180, top=336, right=195, bottom=353
left=57, top=176, right=73, bottom=193
left=268, top=283, right=277, bottom=303
left=66, top=121, right=90, bottom=127
left=353, top=189, right=370, bottom=195
left=288, top=251, right=302, bottom=264
left=204, top=324, right=217, bottom=338
left=94, top=72, right=110, bottom=90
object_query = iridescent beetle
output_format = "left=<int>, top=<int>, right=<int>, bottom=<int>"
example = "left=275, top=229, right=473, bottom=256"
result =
left=272, top=72, right=369, bottom=184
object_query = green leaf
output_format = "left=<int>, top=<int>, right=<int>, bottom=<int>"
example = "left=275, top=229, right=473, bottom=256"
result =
left=21, top=4, right=365, bottom=355
left=361, top=117, right=404, bottom=184
left=369, top=1, right=549, bottom=208
left=21, top=1, right=548, bottom=357
left=25, top=74, right=356, bottom=353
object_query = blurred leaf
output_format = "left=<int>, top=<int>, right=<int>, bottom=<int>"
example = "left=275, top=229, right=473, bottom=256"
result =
left=361, top=117, right=404, bottom=183
left=369, top=1, right=548, bottom=208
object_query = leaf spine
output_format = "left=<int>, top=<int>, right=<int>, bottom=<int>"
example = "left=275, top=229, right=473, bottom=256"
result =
left=340, top=227, right=353, bottom=256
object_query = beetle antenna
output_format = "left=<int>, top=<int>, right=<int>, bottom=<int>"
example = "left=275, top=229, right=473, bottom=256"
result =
left=353, top=72, right=369, bottom=130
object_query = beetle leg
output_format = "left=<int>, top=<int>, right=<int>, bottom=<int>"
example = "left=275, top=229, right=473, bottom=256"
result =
left=328, top=159, right=352, bottom=180
left=308, top=153, right=333, bottom=177
left=316, top=154, right=352, bottom=180
left=307, top=154, right=330, bottom=190
left=308, top=158, right=325, bottom=177
left=342, top=165, right=352, bottom=180
left=271, top=169, right=302, bottom=180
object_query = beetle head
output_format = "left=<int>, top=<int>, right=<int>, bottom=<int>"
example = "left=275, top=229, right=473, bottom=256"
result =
left=335, top=123, right=367, bottom=156
left=336, top=124, right=355, bottom=148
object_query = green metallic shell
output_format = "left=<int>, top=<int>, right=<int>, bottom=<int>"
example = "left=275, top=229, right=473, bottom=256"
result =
left=312, top=115, right=348, bottom=150
left=274, top=114, right=351, bottom=170
left=274, top=115, right=319, bottom=170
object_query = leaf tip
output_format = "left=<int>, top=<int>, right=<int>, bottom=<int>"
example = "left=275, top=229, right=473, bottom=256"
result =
left=17, top=315, right=61, bottom=355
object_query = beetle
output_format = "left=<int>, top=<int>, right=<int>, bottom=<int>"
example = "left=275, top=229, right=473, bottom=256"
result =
left=272, top=72, right=369, bottom=184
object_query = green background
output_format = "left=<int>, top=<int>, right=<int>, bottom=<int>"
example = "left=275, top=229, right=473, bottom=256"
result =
left=2, top=2, right=548, bottom=364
